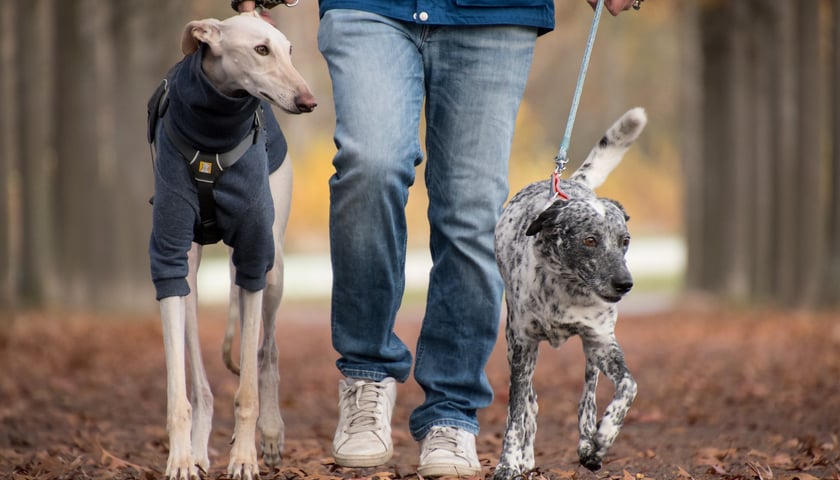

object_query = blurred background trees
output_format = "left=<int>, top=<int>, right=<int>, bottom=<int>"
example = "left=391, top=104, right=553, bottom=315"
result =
left=0, top=0, right=837, bottom=313
left=1, top=0, right=185, bottom=311
left=681, top=0, right=839, bottom=307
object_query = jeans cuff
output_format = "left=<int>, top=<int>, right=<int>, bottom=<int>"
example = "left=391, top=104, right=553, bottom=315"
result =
left=339, top=368, right=400, bottom=383
left=412, top=418, right=479, bottom=441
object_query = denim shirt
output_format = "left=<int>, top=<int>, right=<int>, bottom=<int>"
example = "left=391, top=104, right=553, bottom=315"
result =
left=318, top=0, right=555, bottom=35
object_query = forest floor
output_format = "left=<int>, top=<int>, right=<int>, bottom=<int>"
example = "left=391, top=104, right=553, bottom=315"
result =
left=1, top=304, right=839, bottom=480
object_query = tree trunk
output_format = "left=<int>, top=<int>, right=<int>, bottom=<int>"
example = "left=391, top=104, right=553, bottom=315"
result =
left=792, top=0, right=823, bottom=306
left=17, top=0, right=56, bottom=307
left=769, top=1, right=798, bottom=305
left=678, top=1, right=703, bottom=296
left=749, top=0, right=777, bottom=302
left=684, top=0, right=834, bottom=308
left=687, top=1, right=735, bottom=295
left=106, top=0, right=185, bottom=309
left=54, top=0, right=97, bottom=308
left=51, top=0, right=184, bottom=310
left=727, top=0, right=753, bottom=300
left=822, top=0, right=840, bottom=306
left=0, top=2, right=19, bottom=315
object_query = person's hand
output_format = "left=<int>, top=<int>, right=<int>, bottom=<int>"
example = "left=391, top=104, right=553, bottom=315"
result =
left=237, top=1, right=276, bottom=25
left=236, top=0, right=257, bottom=11
left=586, top=0, right=638, bottom=16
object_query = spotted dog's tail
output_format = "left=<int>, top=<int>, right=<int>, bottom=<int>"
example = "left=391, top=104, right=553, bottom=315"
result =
left=569, top=107, right=647, bottom=190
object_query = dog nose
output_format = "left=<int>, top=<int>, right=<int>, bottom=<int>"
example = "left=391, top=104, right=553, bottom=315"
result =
left=295, top=92, right=317, bottom=113
left=612, top=277, right=633, bottom=295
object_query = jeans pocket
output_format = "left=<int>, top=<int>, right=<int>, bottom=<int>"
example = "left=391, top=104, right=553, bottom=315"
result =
left=455, top=0, right=546, bottom=6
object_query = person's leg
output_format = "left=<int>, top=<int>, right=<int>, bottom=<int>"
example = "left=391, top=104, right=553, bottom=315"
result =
left=319, top=9, right=426, bottom=384
left=411, top=25, right=538, bottom=439
left=318, top=9, right=425, bottom=467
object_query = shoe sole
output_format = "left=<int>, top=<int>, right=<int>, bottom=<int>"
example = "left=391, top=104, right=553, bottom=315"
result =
left=417, top=463, right=482, bottom=478
left=332, top=445, right=394, bottom=468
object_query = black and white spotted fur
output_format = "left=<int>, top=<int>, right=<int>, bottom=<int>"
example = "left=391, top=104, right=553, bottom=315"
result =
left=493, top=108, right=647, bottom=478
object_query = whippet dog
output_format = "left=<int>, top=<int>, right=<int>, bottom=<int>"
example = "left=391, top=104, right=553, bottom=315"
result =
left=148, top=12, right=315, bottom=480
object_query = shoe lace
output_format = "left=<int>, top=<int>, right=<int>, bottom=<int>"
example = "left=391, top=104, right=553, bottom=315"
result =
left=340, top=381, right=388, bottom=435
left=424, top=427, right=464, bottom=456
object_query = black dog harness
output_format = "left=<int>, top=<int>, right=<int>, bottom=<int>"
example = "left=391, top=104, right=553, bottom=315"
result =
left=147, top=78, right=265, bottom=245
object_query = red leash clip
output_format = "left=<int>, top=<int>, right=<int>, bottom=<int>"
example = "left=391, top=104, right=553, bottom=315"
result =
left=551, top=171, right=570, bottom=201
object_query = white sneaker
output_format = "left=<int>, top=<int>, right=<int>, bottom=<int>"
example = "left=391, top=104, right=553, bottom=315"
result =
left=332, top=377, right=397, bottom=467
left=417, top=426, right=482, bottom=478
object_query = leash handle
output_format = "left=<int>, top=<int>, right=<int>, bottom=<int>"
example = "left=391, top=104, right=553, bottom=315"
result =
left=553, top=0, right=605, bottom=176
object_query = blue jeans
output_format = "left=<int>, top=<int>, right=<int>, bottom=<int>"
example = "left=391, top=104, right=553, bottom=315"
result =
left=318, top=9, right=537, bottom=441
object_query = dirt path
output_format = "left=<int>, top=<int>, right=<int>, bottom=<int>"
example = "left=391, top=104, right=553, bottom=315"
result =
left=1, top=306, right=839, bottom=479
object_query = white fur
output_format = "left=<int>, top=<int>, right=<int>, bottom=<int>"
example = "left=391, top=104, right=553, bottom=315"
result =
left=181, top=12, right=316, bottom=114
left=570, top=107, right=646, bottom=190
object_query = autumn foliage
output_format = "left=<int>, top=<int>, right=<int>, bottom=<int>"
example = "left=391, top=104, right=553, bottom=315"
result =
left=1, top=306, right=839, bottom=479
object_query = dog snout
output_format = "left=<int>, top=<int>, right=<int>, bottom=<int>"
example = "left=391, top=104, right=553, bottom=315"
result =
left=611, top=275, right=633, bottom=296
left=295, top=92, right=317, bottom=113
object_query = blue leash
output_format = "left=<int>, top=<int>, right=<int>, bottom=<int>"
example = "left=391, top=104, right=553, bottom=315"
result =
left=549, top=0, right=605, bottom=200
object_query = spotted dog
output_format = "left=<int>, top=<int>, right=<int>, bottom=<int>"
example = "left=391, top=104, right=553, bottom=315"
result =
left=493, top=108, right=647, bottom=478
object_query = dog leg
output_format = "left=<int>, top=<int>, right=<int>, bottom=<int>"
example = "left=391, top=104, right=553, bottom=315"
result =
left=495, top=322, right=540, bottom=480
left=227, top=287, right=263, bottom=480
left=257, top=284, right=283, bottom=468
left=223, top=262, right=242, bottom=375
left=578, top=337, right=637, bottom=471
left=185, top=244, right=213, bottom=472
left=257, top=159, right=292, bottom=467
left=161, top=295, right=199, bottom=480
left=577, top=356, right=601, bottom=470
left=592, top=341, right=636, bottom=465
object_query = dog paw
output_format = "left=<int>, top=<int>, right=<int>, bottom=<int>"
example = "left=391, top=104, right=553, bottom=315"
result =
left=166, top=450, right=201, bottom=480
left=228, top=461, right=261, bottom=480
left=260, top=436, right=283, bottom=468
left=165, top=464, right=201, bottom=480
left=579, top=454, right=602, bottom=472
left=577, top=440, right=603, bottom=471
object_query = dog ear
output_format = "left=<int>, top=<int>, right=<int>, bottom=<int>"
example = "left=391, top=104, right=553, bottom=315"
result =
left=603, top=198, right=630, bottom=222
left=181, top=19, right=223, bottom=55
left=525, top=215, right=546, bottom=236
left=526, top=202, right=565, bottom=236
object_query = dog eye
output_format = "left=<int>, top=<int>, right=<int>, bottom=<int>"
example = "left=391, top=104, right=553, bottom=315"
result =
left=254, top=45, right=270, bottom=56
left=583, top=236, right=598, bottom=247
left=622, top=236, right=631, bottom=248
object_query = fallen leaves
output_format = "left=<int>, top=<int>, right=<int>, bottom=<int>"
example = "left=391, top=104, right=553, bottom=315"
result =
left=2, top=309, right=840, bottom=479
left=675, top=465, right=694, bottom=479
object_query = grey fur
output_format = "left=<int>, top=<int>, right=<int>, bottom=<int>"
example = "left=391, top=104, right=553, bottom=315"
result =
left=493, top=108, right=646, bottom=478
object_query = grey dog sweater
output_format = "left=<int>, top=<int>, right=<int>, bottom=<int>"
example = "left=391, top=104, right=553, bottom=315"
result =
left=149, top=46, right=287, bottom=300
